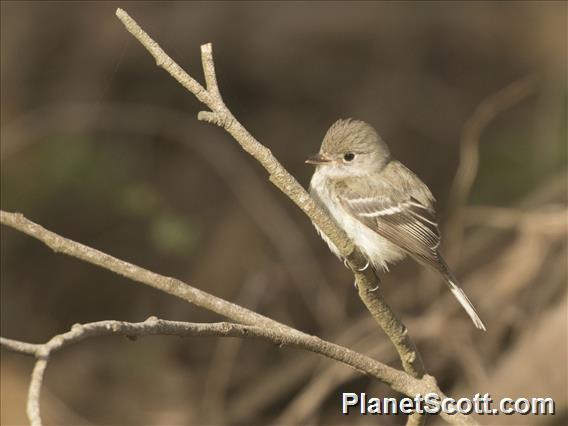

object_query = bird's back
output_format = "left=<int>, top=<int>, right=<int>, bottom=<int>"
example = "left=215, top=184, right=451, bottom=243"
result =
left=379, top=161, right=436, bottom=211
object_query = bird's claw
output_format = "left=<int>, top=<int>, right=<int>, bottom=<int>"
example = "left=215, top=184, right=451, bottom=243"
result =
left=343, top=259, right=370, bottom=272
left=343, top=258, right=370, bottom=290
left=369, top=284, right=379, bottom=292
left=357, top=260, right=370, bottom=272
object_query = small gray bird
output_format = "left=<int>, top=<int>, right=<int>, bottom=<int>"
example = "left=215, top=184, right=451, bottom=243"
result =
left=307, top=119, right=486, bottom=330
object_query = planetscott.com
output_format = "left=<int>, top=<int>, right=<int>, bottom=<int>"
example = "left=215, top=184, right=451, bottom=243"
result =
left=341, top=392, right=555, bottom=416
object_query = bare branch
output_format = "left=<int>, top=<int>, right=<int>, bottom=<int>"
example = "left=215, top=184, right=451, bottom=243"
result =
left=1, top=212, right=479, bottom=425
left=0, top=101, right=345, bottom=329
left=114, top=8, right=211, bottom=106
left=0, top=213, right=401, bottom=386
left=115, top=9, right=351, bottom=263
left=114, top=8, right=427, bottom=403
left=2, top=319, right=401, bottom=380
left=201, top=43, right=224, bottom=103
left=0, top=210, right=291, bottom=334
left=0, top=337, right=41, bottom=355
left=1, top=318, right=477, bottom=426
left=0, top=9, right=489, bottom=425
left=464, top=205, right=567, bottom=234
left=27, top=359, right=47, bottom=426
left=445, top=75, right=538, bottom=261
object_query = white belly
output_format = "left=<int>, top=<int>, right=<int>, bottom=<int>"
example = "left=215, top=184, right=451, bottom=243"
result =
left=310, top=170, right=406, bottom=271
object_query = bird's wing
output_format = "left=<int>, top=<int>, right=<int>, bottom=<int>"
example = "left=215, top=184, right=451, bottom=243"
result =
left=335, top=169, right=445, bottom=272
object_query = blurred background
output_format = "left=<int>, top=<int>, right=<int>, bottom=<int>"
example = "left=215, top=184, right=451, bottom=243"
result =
left=1, top=2, right=566, bottom=425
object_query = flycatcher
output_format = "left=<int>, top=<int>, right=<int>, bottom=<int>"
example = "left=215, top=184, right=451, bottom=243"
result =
left=307, top=119, right=486, bottom=330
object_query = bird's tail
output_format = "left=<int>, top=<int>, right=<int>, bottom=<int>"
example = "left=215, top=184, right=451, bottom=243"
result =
left=445, top=277, right=486, bottom=331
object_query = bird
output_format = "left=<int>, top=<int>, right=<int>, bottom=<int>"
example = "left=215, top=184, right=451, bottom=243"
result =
left=306, top=119, right=486, bottom=331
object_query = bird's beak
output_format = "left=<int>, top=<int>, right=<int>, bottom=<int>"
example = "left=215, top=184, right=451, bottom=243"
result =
left=305, top=153, right=332, bottom=165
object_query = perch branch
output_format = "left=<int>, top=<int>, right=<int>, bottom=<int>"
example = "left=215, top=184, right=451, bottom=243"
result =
left=114, top=9, right=426, bottom=397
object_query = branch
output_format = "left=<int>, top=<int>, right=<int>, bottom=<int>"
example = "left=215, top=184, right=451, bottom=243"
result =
left=445, top=75, right=538, bottom=261
left=114, top=8, right=426, bottom=400
left=0, top=212, right=477, bottom=425
left=114, top=10, right=348, bottom=258
left=0, top=211, right=296, bottom=334
left=27, top=359, right=47, bottom=426
left=0, top=101, right=346, bottom=328
left=1, top=318, right=474, bottom=426
left=0, top=8, right=487, bottom=425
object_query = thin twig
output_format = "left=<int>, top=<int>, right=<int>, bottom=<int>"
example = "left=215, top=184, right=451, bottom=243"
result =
left=27, top=358, right=47, bottom=426
left=0, top=337, right=41, bottom=355
left=113, top=9, right=351, bottom=266
left=113, top=9, right=211, bottom=106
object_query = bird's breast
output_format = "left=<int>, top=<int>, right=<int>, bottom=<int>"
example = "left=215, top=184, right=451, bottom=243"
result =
left=309, top=170, right=406, bottom=271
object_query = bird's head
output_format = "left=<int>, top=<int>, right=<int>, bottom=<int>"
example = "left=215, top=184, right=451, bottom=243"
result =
left=306, top=119, right=391, bottom=178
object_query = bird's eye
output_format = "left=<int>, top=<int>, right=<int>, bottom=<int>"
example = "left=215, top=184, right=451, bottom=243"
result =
left=343, top=152, right=355, bottom=162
